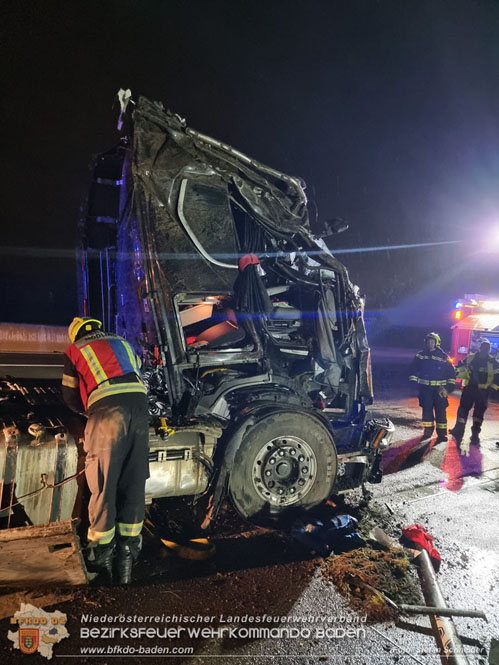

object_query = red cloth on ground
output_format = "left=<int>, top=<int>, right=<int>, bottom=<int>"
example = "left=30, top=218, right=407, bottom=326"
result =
left=402, top=524, right=441, bottom=570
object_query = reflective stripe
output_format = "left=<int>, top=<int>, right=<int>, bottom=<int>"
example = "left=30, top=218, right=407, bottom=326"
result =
left=422, top=421, right=433, bottom=427
left=122, top=341, right=139, bottom=374
left=487, top=362, right=494, bottom=387
left=80, top=345, right=108, bottom=384
left=412, top=378, right=448, bottom=386
left=477, top=361, right=494, bottom=388
left=88, top=526, right=115, bottom=545
left=117, top=521, right=143, bottom=537
left=416, top=353, right=448, bottom=363
left=62, top=373, right=79, bottom=388
left=432, top=355, right=449, bottom=363
left=436, top=423, right=447, bottom=429
left=447, top=379, right=456, bottom=384
left=457, top=418, right=466, bottom=423
left=87, top=382, right=147, bottom=408
left=472, top=417, right=483, bottom=424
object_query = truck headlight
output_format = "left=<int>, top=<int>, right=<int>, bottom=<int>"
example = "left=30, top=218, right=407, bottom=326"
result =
left=364, top=417, right=395, bottom=449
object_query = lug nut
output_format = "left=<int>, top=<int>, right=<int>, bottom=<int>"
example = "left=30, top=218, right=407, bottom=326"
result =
left=302, top=466, right=308, bottom=474
left=268, top=481, right=275, bottom=488
left=278, top=450, right=285, bottom=456
left=265, top=470, right=272, bottom=477
left=298, top=455, right=305, bottom=462
left=269, top=458, right=276, bottom=465
left=290, top=448, right=296, bottom=455
left=290, top=487, right=296, bottom=494
left=278, top=488, right=284, bottom=495
left=298, top=479, right=305, bottom=486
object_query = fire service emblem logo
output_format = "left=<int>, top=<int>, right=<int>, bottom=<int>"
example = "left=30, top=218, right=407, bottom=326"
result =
left=8, top=604, right=69, bottom=659
left=19, top=628, right=39, bottom=654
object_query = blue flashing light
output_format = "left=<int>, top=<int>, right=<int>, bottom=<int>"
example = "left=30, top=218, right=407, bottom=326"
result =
left=454, top=301, right=462, bottom=309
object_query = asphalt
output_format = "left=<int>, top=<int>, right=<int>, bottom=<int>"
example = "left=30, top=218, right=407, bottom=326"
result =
left=0, top=349, right=498, bottom=665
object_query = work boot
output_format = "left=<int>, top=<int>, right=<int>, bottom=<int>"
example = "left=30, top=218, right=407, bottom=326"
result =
left=449, top=424, right=465, bottom=442
left=115, top=535, right=142, bottom=585
left=470, top=427, right=481, bottom=444
left=421, top=426, right=434, bottom=441
left=85, top=542, right=115, bottom=585
left=435, top=431, right=448, bottom=443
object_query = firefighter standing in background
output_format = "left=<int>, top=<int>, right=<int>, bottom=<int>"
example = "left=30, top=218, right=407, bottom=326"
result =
left=62, top=317, right=149, bottom=585
left=450, top=340, right=499, bottom=443
left=409, top=332, right=456, bottom=441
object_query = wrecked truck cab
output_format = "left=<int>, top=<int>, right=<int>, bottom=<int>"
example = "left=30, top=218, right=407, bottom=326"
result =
left=79, top=94, right=394, bottom=524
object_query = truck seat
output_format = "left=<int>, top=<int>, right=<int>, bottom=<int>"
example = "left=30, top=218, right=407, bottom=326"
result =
left=187, top=309, right=246, bottom=349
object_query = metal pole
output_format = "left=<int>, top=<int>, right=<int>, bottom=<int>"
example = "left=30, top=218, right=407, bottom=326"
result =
left=398, top=604, right=486, bottom=620
left=99, top=251, right=105, bottom=328
left=417, top=549, right=470, bottom=665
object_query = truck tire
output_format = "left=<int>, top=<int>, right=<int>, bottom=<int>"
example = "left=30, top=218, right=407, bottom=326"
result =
left=229, top=411, right=337, bottom=522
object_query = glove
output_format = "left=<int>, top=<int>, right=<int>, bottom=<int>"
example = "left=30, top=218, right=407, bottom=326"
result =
left=438, top=386, right=448, bottom=399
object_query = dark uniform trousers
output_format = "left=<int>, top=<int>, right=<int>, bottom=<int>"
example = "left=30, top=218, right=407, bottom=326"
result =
left=456, top=385, right=489, bottom=431
left=84, top=392, right=149, bottom=545
left=419, top=385, right=448, bottom=431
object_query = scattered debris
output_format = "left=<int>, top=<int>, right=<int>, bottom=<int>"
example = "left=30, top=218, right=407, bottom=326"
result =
left=321, top=546, right=422, bottom=622
left=291, top=514, right=366, bottom=556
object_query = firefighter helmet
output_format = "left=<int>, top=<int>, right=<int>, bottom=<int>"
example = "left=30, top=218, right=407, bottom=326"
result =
left=424, top=332, right=441, bottom=346
left=68, top=317, right=102, bottom=343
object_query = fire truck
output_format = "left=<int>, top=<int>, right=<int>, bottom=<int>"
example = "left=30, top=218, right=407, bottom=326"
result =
left=450, top=294, right=499, bottom=364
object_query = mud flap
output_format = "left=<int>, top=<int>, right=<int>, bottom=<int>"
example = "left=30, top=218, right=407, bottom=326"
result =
left=0, top=519, right=90, bottom=587
left=367, top=453, right=383, bottom=484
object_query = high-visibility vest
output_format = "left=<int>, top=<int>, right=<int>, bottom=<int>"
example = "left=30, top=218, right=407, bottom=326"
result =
left=64, top=332, right=146, bottom=409
left=457, top=353, right=499, bottom=390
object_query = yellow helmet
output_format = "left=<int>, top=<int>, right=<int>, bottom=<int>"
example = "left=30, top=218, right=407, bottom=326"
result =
left=68, top=317, right=102, bottom=343
left=424, top=332, right=441, bottom=346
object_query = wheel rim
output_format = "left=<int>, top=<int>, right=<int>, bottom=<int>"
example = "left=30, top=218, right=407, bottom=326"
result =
left=252, top=435, right=317, bottom=506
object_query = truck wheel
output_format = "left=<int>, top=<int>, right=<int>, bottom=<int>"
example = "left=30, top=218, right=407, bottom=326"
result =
left=229, top=411, right=337, bottom=522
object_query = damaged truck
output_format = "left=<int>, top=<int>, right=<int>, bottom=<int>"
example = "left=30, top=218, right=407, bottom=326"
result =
left=79, top=93, right=393, bottom=523
left=0, top=93, right=393, bottom=583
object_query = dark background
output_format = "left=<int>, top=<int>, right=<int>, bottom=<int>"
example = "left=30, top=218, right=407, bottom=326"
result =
left=1, top=0, right=499, bottom=333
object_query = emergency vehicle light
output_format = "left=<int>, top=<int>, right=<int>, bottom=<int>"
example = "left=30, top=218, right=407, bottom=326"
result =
left=454, top=310, right=462, bottom=320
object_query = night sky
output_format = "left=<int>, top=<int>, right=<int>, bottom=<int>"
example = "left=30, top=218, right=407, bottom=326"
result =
left=2, top=0, right=499, bottom=333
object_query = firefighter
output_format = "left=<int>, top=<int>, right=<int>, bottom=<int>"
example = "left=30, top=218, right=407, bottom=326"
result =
left=450, top=340, right=499, bottom=443
left=409, top=332, right=456, bottom=441
left=62, top=317, right=149, bottom=584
